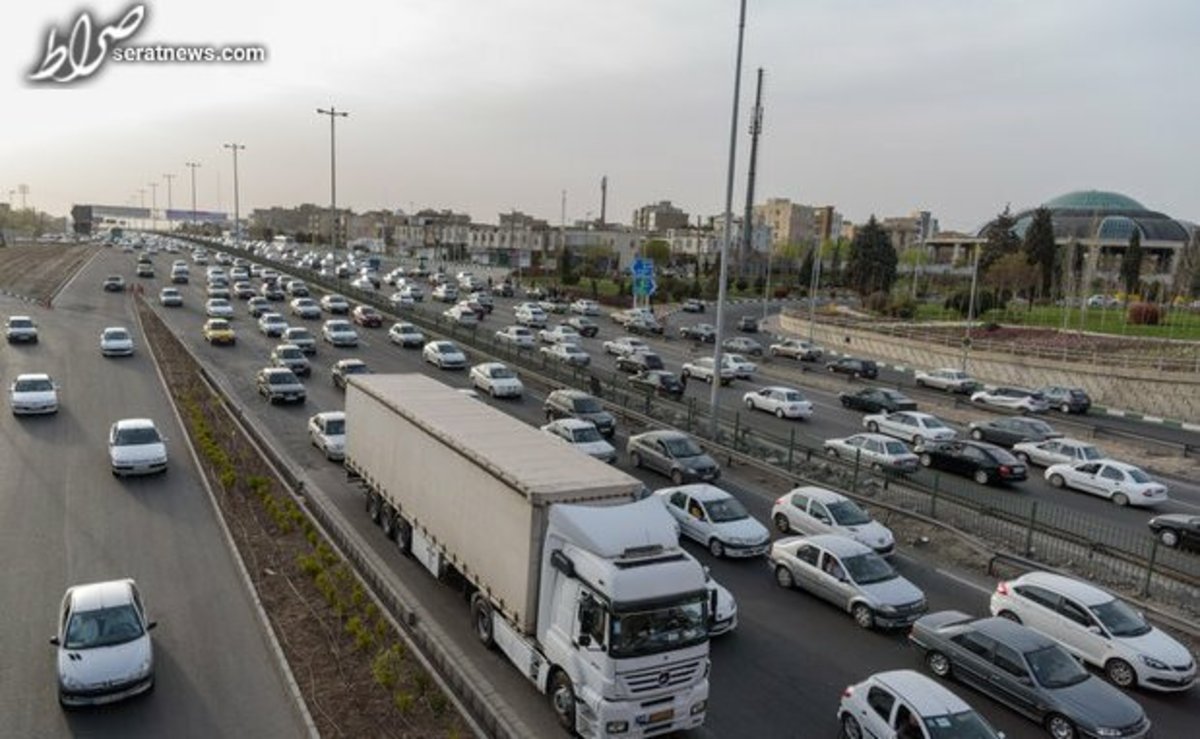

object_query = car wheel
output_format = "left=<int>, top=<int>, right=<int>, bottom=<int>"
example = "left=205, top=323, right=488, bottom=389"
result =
left=773, top=513, right=791, bottom=533
left=866, top=421, right=879, bottom=432
left=920, top=454, right=933, bottom=467
left=1016, top=451, right=1030, bottom=464
left=925, top=651, right=951, bottom=678
left=825, top=447, right=839, bottom=459
left=996, top=610, right=1022, bottom=624
left=774, top=565, right=795, bottom=589
left=870, top=462, right=883, bottom=473
left=745, top=398, right=756, bottom=410
left=970, top=429, right=983, bottom=441
left=1060, top=403, right=1072, bottom=414
left=708, top=539, right=725, bottom=557
left=1105, top=658, right=1136, bottom=688
left=472, top=597, right=496, bottom=649
left=973, top=469, right=990, bottom=485
left=912, top=435, right=924, bottom=449
left=851, top=603, right=874, bottom=630
left=916, top=379, right=926, bottom=388
left=671, top=469, right=685, bottom=486
left=1159, top=529, right=1180, bottom=547
left=1049, top=473, right=1065, bottom=488
left=1045, top=713, right=1077, bottom=739
left=1111, top=492, right=1130, bottom=507
left=630, top=452, right=642, bottom=469
left=548, top=670, right=576, bottom=732
left=839, top=714, right=864, bottom=739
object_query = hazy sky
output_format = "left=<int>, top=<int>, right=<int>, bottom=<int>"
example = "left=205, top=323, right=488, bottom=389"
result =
left=2, top=0, right=1197, bottom=232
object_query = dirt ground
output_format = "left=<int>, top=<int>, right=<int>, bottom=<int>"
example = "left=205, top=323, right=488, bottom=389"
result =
left=0, top=244, right=97, bottom=304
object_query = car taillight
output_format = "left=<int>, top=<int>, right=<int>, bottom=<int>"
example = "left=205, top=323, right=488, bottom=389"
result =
left=776, top=496, right=787, bottom=505
left=995, top=580, right=1010, bottom=596
left=999, top=465, right=1011, bottom=475
left=841, top=685, right=854, bottom=699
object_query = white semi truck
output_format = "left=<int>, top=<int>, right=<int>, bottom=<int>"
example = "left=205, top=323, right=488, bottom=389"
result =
left=344, top=374, right=711, bottom=737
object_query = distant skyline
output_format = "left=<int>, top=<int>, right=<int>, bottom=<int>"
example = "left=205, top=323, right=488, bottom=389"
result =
left=1, top=0, right=1197, bottom=232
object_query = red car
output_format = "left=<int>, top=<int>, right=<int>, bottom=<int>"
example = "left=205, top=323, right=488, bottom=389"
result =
left=352, top=305, right=383, bottom=328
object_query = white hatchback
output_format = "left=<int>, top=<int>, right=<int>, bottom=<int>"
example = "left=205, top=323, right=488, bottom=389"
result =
left=653, top=484, right=770, bottom=558
left=743, top=386, right=813, bottom=419
left=470, top=362, right=524, bottom=398
left=540, top=418, right=617, bottom=463
left=771, top=486, right=895, bottom=556
left=308, top=411, right=346, bottom=461
left=838, top=669, right=1002, bottom=739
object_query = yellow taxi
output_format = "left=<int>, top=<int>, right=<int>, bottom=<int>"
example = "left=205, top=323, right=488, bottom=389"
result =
left=202, top=318, right=237, bottom=345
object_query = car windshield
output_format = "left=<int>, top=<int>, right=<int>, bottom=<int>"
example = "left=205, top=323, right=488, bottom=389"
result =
left=841, top=553, right=896, bottom=584
left=609, top=593, right=708, bottom=659
left=437, top=343, right=457, bottom=353
left=662, top=437, right=702, bottom=458
left=1091, top=598, right=1152, bottom=637
left=884, top=441, right=909, bottom=455
left=570, top=426, right=603, bottom=443
left=115, top=426, right=161, bottom=445
left=705, top=497, right=749, bottom=523
left=827, top=500, right=871, bottom=526
left=288, top=330, right=311, bottom=340
left=573, top=397, right=602, bottom=413
left=923, top=417, right=947, bottom=428
left=15, top=378, right=53, bottom=392
left=923, top=711, right=1001, bottom=739
left=64, top=605, right=144, bottom=649
left=1125, top=468, right=1153, bottom=484
left=1026, top=645, right=1090, bottom=688
left=104, top=330, right=129, bottom=340
left=324, top=419, right=346, bottom=435
left=490, top=367, right=515, bottom=379
left=883, top=391, right=907, bottom=401
left=209, top=321, right=229, bottom=330
left=10, top=319, right=34, bottom=328
left=269, top=372, right=298, bottom=384
left=279, top=348, right=301, bottom=359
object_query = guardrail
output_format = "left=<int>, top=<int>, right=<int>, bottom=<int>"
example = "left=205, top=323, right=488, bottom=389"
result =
left=171, top=235, right=1200, bottom=616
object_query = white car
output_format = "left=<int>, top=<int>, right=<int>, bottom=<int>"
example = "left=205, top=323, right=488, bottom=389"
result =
left=470, top=362, right=524, bottom=398
left=1045, top=460, right=1168, bottom=507
left=282, top=326, right=317, bottom=354
left=602, top=336, right=649, bottom=357
left=707, top=572, right=738, bottom=637
left=914, top=368, right=978, bottom=393
left=432, top=283, right=459, bottom=303
left=838, top=670, right=1002, bottom=739
left=515, top=305, right=547, bottom=328
left=970, top=386, right=1050, bottom=413
left=52, top=579, right=157, bottom=707
left=495, top=325, right=535, bottom=348
left=398, top=284, right=424, bottom=302
left=743, top=386, right=813, bottom=419
left=205, top=298, right=234, bottom=318
left=538, top=324, right=582, bottom=345
left=771, top=486, right=895, bottom=555
left=322, top=319, right=359, bottom=347
left=1012, top=437, right=1105, bottom=467
left=350, top=275, right=375, bottom=291
left=443, top=305, right=479, bottom=326
left=100, top=327, right=135, bottom=357
left=654, top=484, right=771, bottom=558
left=570, top=299, right=601, bottom=316
left=10, top=373, right=59, bottom=415
left=681, top=357, right=736, bottom=385
left=387, top=322, right=425, bottom=348
left=723, top=353, right=757, bottom=378
left=540, top=418, right=616, bottom=463
left=824, top=433, right=920, bottom=474
left=5, top=315, right=39, bottom=343
left=290, top=297, right=321, bottom=319
left=990, top=571, right=1196, bottom=691
left=540, top=343, right=591, bottom=367
left=390, top=290, right=414, bottom=306
left=308, top=411, right=346, bottom=461
left=423, top=340, right=467, bottom=369
left=108, top=418, right=168, bottom=476
left=258, top=312, right=289, bottom=337
left=863, top=411, right=956, bottom=447
left=158, top=287, right=183, bottom=307
left=320, top=294, right=350, bottom=314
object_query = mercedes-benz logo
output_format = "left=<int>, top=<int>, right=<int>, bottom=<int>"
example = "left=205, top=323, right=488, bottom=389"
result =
left=657, top=671, right=671, bottom=686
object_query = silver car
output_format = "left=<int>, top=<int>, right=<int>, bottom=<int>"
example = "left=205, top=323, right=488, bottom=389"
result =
left=768, top=534, right=926, bottom=629
left=1011, top=437, right=1104, bottom=468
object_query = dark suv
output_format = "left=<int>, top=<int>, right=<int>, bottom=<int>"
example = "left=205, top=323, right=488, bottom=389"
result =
left=616, top=351, right=665, bottom=374
left=826, top=357, right=879, bottom=379
left=543, top=389, right=616, bottom=438
left=1038, top=385, right=1091, bottom=414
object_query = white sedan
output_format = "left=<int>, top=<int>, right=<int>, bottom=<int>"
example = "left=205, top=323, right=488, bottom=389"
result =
left=862, top=411, right=956, bottom=447
left=308, top=411, right=346, bottom=461
left=322, top=320, right=360, bottom=347
left=495, top=325, right=536, bottom=348
left=723, top=354, right=757, bottom=378
left=540, top=343, right=591, bottom=367
left=1045, top=460, right=1169, bottom=507
left=100, top=327, right=135, bottom=357
left=570, top=299, right=601, bottom=315
left=970, top=386, right=1049, bottom=413
left=387, top=322, right=425, bottom=347
left=108, top=418, right=168, bottom=476
left=470, top=362, right=524, bottom=398
left=538, top=325, right=582, bottom=345
left=290, top=297, right=321, bottom=319
left=423, top=340, right=467, bottom=369
left=743, top=386, right=813, bottom=420
left=1012, top=437, right=1105, bottom=467
left=540, top=418, right=616, bottom=463
left=10, top=373, right=59, bottom=415
left=602, top=336, right=649, bottom=357
left=653, top=483, right=771, bottom=558
left=205, top=298, right=234, bottom=318
left=823, top=433, right=920, bottom=474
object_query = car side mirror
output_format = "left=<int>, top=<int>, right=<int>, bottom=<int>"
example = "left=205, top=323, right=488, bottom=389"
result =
left=49, top=636, right=60, bottom=646
left=577, top=633, right=591, bottom=647
left=147, top=621, right=158, bottom=631
left=1086, top=625, right=1102, bottom=636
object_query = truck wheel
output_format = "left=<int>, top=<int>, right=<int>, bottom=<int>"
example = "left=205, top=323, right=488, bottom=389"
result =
left=396, top=520, right=413, bottom=555
left=380, top=504, right=396, bottom=539
left=366, top=492, right=382, bottom=524
left=471, top=596, right=495, bottom=649
left=548, top=670, right=576, bottom=732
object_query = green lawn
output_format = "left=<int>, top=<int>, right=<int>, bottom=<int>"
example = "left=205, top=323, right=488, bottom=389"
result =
left=914, top=302, right=1200, bottom=340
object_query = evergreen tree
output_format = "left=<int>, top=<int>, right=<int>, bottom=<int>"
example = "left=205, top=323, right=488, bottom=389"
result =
left=1120, top=228, right=1143, bottom=298
left=1022, top=206, right=1057, bottom=300
left=797, top=246, right=815, bottom=289
left=981, top=206, right=1021, bottom=273
left=828, top=242, right=842, bottom=286
left=844, top=216, right=897, bottom=296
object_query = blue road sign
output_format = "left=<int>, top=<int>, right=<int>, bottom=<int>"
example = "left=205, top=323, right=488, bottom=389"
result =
left=633, top=276, right=657, bottom=297
left=632, top=257, right=654, bottom=278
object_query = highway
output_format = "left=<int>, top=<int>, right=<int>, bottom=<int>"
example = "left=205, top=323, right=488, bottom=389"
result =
left=137, top=243, right=1199, bottom=739
left=0, top=250, right=307, bottom=737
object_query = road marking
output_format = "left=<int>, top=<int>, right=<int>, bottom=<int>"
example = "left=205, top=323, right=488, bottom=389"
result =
left=1169, top=500, right=1200, bottom=513
left=934, top=568, right=991, bottom=595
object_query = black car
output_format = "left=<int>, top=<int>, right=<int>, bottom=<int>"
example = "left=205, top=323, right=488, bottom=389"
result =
left=616, top=351, right=665, bottom=374
left=826, top=357, right=879, bottom=379
left=496, top=282, right=515, bottom=297
left=968, top=417, right=1061, bottom=447
left=566, top=316, right=599, bottom=337
left=737, top=315, right=759, bottom=333
left=682, top=299, right=705, bottom=313
left=918, top=440, right=1027, bottom=485
left=679, top=324, right=716, bottom=343
left=1148, top=514, right=1200, bottom=549
left=629, top=370, right=685, bottom=400
left=838, top=388, right=917, bottom=413
left=543, top=389, right=616, bottom=437
left=1038, top=385, right=1092, bottom=414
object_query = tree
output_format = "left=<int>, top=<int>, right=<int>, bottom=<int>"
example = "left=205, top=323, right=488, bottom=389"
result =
left=980, top=206, right=1021, bottom=273
left=1120, top=228, right=1143, bottom=298
left=984, top=252, right=1039, bottom=306
left=1022, top=207, right=1057, bottom=300
left=643, top=239, right=671, bottom=267
left=844, top=216, right=897, bottom=297
left=828, top=242, right=842, bottom=286
left=558, top=244, right=574, bottom=283
left=797, top=246, right=815, bottom=289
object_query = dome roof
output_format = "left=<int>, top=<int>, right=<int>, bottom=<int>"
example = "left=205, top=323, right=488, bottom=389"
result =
left=1043, top=190, right=1145, bottom=211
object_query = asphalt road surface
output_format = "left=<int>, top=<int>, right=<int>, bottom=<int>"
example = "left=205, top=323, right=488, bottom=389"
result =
left=0, top=250, right=307, bottom=737
left=137, top=244, right=1199, bottom=739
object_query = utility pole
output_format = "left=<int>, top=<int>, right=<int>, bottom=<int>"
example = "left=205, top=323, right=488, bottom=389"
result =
left=185, top=162, right=201, bottom=228
left=163, top=173, right=175, bottom=229
left=961, top=242, right=981, bottom=371
left=316, top=106, right=349, bottom=251
left=147, top=182, right=158, bottom=231
left=709, top=0, right=748, bottom=439
left=807, top=241, right=823, bottom=342
left=223, top=143, right=245, bottom=245
left=742, top=67, right=764, bottom=271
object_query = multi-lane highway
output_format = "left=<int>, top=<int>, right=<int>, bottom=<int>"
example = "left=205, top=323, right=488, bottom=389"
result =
left=0, top=249, right=308, bottom=736
left=132, top=242, right=1199, bottom=739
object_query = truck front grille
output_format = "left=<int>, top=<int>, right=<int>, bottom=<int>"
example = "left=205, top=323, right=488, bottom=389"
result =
left=622, top=658, right=704, bottom=695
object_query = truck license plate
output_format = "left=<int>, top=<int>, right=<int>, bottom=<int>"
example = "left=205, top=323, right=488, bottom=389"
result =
left=648, top=709, right=674, bottom=724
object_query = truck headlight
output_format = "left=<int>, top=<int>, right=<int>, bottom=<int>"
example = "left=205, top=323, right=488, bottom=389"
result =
left=605, top=720, right=629, bottom=734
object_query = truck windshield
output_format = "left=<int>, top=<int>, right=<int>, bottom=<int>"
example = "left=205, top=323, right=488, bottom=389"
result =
left=609, top=594, right=708, bottom=659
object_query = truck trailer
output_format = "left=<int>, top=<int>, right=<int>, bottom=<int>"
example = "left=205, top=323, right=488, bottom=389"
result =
left=344, top=373, right=710, bottom=737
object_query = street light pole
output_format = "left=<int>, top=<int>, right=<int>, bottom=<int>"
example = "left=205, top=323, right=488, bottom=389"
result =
left=223, top=143, right=245, bottom=245
left=961, top=242, right=981, bottom=371
left=316, top=106, right=349, bottom=252
left=709, top=0, right=748, bottom=439
left=185, top=162, right=201, bottom=228
left=147, top=182, right=157, bottom=231
left=807, top=241, right=823, bottom=343
left=162, top=173, right=175, bottom=229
